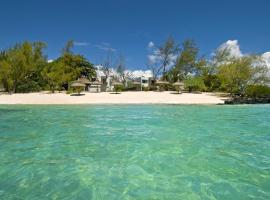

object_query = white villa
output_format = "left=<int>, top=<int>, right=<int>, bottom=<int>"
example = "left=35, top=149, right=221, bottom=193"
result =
left=90, top=66, right=153, bottom=92
left=74, top=65, right=154, bottom=92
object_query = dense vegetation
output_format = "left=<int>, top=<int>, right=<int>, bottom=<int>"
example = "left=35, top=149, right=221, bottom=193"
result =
left=149, top=37, right=270, bottom=97
left=0, top=40, right=96, bottom=93
left=0, top=38, right=269, bottom=97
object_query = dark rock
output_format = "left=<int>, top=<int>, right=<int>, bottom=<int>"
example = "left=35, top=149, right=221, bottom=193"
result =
left=225, top=97, right=270, bottom=104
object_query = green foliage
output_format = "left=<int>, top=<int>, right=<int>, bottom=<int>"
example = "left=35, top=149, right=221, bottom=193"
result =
left=58, top=53, right=96, bottom=80
left=143, top=86, right=149, bottom=91
left=66, top=88, right=75, bottom=94
left=0, top=39, right=269, bottom=98
left=74, top=86, right=84, bottom=95
left=202, top=74, right=221, bottom=91
left=174, top=39, right=199, bottom=78
left=62, top=40, right=74, bottom=55
left=0, top=60, right=13, bottom=92
left=114, top=85, right=124, bottom=93
left=0, top=40, right=96, bottom=93
left=184, top=77, right=206, bottom=92
left=217, top=57, right=253, bottom=94
left=0, top=41, right=47, bottom=93
left=245, top=85, right=270, bottom=98
left=168, top=39, right=206, bottom=83
left=41, top=61, right=67, bottom=92
left=17, top=81, right=41, bottom=93
left=158, top=37, right=179, bottom=79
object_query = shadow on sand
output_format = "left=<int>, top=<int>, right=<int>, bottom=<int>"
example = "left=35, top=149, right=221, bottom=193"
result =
left=170, top=92, right=182, bottom=95
left=70, top=94, right=85, bottom=96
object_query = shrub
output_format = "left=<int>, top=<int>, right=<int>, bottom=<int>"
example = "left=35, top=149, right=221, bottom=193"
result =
left=114, top=85, right=124, bottom=93
left=66, top=88, right=74, bottom=94
left=143, top=86, right=149, bottom=91
left=149, top=85, right=157, bottom=91
left=245, top=85, right=270, bottom=98
left=184, top=77, right=206, bottom=92
left=75, top=87, right=84, bottom=94
left=203, top=74, right=221, bottom=92
left=16, top=81, right=41, bottom=93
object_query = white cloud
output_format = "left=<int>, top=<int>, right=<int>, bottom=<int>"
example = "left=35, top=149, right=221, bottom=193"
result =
left=216, top=40, right=270, bottom=80
left=94, top=43, right=116, bottom=52
left=148, top=49, right=161, bottom=65
left=148, top=54, right=158, bottom=64
left=74, top=42, right=89, bottom=46
left=101, top=42, right=110, bottom=46
left=262, top=52, right=270, bottom=67
left=47, top=59, right=53, bottom=63
left=147, top=47, right=177, bottom=69
left=217, top=40, right=243, bottom=58
left=129, top=70, right=153, bottom=78
left=148, top=41, right=154, bottom=48
left=95, top=65, right=153, bottom=79
left=217, top=40, right=270, bottom=67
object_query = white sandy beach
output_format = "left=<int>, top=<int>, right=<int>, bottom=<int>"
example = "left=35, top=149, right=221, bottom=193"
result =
left=0, top=91, right=226, bottom=105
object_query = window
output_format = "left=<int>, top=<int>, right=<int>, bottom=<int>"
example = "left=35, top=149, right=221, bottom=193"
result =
left=142, top=80, right=148, bottom=84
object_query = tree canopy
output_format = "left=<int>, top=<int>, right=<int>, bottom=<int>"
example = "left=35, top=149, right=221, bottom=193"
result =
left=0, top=41, right=96, bottom=93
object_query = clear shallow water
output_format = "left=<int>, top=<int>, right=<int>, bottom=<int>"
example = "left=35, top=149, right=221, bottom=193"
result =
left=0, top=105, right=269, bottom=200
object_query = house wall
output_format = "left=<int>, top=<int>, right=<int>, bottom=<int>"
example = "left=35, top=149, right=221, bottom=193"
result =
left=141, top=77, right=150, bottom=88
left=96, top=75, right=114, bottom=92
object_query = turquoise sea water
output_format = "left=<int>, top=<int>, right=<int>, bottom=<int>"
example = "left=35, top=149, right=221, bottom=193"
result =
left=0, top=105, right=269, bottom=200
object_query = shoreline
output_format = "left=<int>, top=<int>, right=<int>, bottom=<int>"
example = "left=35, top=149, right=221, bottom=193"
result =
left=0, top=91, right=226, bottom=105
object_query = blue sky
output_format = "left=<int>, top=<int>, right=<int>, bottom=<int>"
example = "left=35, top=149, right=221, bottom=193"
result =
left=0, top=0, right=270, bottom=70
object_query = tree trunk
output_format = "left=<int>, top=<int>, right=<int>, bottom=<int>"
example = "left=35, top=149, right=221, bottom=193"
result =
left=13, top=80, right=16, bottom=93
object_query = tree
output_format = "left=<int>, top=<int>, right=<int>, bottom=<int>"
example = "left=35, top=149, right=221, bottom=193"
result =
left=59, top=54, right=96, bottom=79
left=0, top=60, right=13, bottom=92
left=250, top=55, right=270, bottom=85
left=212, top=46, right=232, bottom=65
left=115, top=55, right=131, bottom=86
left=158, top=37, right=179, bottom=79
left=0, top=40, right=96, bottom=93
left=42, top=40, right=96, bottom=92
left=173, top=39, right=202, bottom=80
left=62, top=40, right=74, bottom=55
left=217, top=56, right=254, bottom=94
left=101, top=50, right=114, bottom=79
left=148, top=60, right=162, bottom=81
left=0, top=41, right=48, bottom=93
left=245, top=85, right=270, bottom=98
left=200, top=66, right=221, bottom=91
left=184, top=76, right=206, bottom=92
left=42, top=57, right=81, bottom=92
left=41, top=61, right=64, bottom=92
left=20, top=42, right=48, bottom=92
left=59, top=41, right=96, bottom=80
left=148, top=37, right=178, bottom=80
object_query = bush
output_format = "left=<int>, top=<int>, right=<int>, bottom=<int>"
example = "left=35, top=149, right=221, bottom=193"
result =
left=149, top=85, right=158, bottom=91
left=166, top=84, right=174, bottom=91
left=143, top=86, right=149, bottom=91
left=16, top=81, right=41, bottom=93
left=66, top=88, right=74, bottom=94
left=75, top=87, right=84, bottom=94
left=124, top=85, right=138, bottom=91
left=184, top=77, right=206, bottom=92
left=245, top=85, right=270, bottom=98
left=203, top=74, right=221, bottom=92
left=114, top=85, right=124, bottom=93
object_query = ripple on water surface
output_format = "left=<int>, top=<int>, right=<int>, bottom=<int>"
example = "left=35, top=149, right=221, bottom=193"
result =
left=0, top=105, right=270, bottom=199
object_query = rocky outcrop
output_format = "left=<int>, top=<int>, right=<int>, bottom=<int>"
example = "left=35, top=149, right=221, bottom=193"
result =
left=225, top=97, right=270, bottom=104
